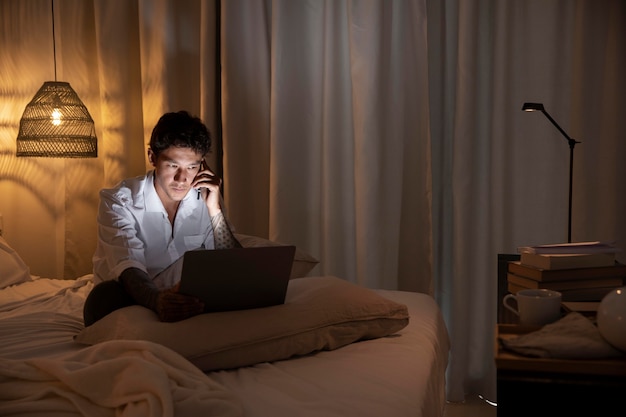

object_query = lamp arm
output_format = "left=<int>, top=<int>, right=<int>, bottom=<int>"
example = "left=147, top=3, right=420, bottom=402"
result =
left=523, top=102, right=580, bottom=242
left=542, top=108, right=577, bottom=243
left=540, top=110, right=580, bottom=148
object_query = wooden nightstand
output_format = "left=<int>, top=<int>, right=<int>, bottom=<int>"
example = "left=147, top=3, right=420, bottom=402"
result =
left=495, top=324, right=626, bottom=416
left=495, top=254, right=626, bottom=416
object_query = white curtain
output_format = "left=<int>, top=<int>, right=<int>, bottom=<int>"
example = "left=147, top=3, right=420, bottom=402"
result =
left=426, top=0, right=626, bottom=401
left=1, top=0, right=624, bottom=404
left=220, top=0, right=433, bottom=292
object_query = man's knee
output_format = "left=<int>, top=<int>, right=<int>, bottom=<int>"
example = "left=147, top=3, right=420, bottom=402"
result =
left=83, top=280, right=135, bottom=326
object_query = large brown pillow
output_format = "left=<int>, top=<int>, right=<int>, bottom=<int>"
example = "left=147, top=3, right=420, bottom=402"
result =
left=75, top=276, right=409, bottom=371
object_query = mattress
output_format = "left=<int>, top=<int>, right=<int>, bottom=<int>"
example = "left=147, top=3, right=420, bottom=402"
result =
left=0, top=275, right=449, bottom=417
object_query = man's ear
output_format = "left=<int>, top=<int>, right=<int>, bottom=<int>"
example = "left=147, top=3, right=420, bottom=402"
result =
left=147, top=149, right=156, bottom=166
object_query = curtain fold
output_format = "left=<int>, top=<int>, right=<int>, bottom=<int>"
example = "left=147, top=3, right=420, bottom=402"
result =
left=1, top=0, right=625, bottom=405
left=222, top=0, right=433, bottom=292
left=220, top=0, right=272, bottom=238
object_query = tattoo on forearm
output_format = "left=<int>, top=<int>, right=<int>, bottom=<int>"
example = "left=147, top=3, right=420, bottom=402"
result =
left=211, top=212, right=241, bottom=249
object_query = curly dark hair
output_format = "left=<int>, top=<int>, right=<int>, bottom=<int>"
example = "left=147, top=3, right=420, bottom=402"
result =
left=149, top=111, right=211, bottom=158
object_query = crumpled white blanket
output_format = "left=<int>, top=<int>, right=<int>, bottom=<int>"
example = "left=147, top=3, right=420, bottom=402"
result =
left=0, top=339, right=243, bottom=417
left=501, top=312, right=624, bottom=359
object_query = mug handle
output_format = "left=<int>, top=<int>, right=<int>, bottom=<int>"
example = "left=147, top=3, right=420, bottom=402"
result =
left=502, top=294, right=519, bottom=316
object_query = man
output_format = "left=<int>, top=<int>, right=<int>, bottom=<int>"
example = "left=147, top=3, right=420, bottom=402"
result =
left=83, top=111, right=240, bottom=326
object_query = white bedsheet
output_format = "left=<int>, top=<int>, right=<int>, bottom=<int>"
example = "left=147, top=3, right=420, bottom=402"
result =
left=0, top=275, right=449, bottom=417
left=0, top=339, right=243, bottom=417
left=0, top=276, right=92, bottom=359
left=209, top=289, right=450, bottom=417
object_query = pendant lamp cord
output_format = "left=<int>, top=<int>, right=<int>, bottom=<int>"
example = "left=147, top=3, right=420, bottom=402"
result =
left=51, top=0, right=57, bottom=81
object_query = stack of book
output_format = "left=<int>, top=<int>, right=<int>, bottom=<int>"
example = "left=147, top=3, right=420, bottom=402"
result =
left=508, top=241, right=626, bottom=301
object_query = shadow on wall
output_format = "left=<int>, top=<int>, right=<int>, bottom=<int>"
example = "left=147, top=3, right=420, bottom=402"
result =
left=0, top=149, right=101, bottom=278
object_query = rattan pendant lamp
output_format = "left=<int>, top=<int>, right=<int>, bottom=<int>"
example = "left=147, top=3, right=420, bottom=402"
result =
left=16, top=0, right=97, bottom=158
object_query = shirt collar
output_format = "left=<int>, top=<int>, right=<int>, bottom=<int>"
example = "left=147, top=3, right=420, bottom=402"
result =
left=144, top=170, right=166, bottom=213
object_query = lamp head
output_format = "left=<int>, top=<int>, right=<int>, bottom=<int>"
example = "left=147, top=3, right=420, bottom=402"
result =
left=522, top=102, right=545, bottom=112
left=16, top=81, right=98, bottom=158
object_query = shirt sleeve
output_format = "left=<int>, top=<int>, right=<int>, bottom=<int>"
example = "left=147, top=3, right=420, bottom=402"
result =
left=93, top=189, right=148, bottom=282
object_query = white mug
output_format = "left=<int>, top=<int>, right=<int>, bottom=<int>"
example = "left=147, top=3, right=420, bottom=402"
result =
left=503, top=288, right=562, bottom=326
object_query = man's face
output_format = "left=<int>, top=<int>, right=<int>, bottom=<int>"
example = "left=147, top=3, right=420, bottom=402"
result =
left=149, top=146, right=204, bottom=205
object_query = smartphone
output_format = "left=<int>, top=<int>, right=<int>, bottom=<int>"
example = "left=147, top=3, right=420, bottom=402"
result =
left=196, top=159, right=207, bottom=199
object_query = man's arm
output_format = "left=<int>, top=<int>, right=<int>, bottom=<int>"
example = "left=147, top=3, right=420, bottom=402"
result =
left=119, top=267, right=205, bottom=322
left=192, top=161, right=241, bottom=249
left=211, top=211, right=242, bottom=249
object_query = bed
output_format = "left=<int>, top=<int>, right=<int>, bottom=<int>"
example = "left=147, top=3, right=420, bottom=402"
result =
left=0, top=235, right=450, bottom=417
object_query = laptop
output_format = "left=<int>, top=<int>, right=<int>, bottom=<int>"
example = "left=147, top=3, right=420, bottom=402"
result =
left=178, top=245, right=296, bottom=313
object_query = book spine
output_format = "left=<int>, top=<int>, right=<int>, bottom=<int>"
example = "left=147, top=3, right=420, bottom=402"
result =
left=519, top=252, right=616, bottom=270
left=507, top=273, right=624, bottom=290
left=507, top=281, right=619, bottom=302
left=507, top=282, right=527, bottom=294
left=507, top=261, right=626, bottom=282
left=559, top=287, right=618, bottom=302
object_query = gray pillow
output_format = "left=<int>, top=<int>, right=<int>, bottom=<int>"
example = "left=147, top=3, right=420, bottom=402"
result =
left=235, top=233, right=319, bottom=278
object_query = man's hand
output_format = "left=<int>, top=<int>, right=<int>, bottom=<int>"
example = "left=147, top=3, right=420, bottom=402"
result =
left=155, top=288, right=205, bottom=322
left=120, top=267, right=204, bottom=322
left=192, top=160, right=222, bottom=216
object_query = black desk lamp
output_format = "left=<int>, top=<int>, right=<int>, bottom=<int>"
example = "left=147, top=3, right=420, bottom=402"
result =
left=522, top=102, right=581, bottom=243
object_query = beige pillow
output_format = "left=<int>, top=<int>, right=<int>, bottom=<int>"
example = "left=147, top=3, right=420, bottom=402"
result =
left=0, top=236, right=31, bottom=289
left=75, top=276, right=409, bottom=372
left=235, top=233, right=319, bottom=278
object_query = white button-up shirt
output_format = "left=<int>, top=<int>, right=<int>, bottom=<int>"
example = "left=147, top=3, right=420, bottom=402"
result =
left=93, top=170, right=214, bottom=289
